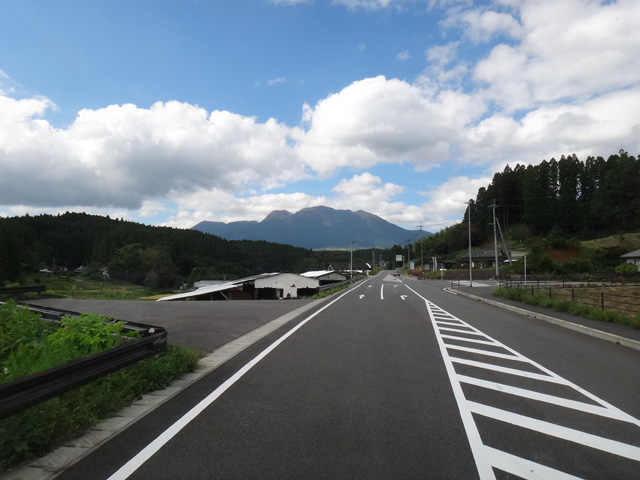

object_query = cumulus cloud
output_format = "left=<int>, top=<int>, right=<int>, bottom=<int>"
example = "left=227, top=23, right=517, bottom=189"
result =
left=2, top=0, right=639, bottom=231
left=452, top=9, right=523, bottom=43
left=419, top=175, right=491, bottom=221
left=163, top=189, right=327, bottom=227
left=474, top=0, right=640, bottom=111
left=295, top=76, right=485, bottom=176
left=0, top=98, right=306, bottom=209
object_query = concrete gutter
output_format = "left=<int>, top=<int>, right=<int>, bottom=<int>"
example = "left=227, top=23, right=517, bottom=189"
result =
left=447, top=288, right=640, bottom=353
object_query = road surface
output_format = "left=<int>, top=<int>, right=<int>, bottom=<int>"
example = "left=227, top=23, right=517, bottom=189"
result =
left=55, top=273, right=640, bottom=479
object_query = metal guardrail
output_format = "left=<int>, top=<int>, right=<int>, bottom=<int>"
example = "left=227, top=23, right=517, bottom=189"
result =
left=0, top=285, right=46, bottom=295
left=0, top=303, right=167, bottom=419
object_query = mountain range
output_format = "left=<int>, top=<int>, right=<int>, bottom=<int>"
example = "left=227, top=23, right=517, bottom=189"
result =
left=191, top=206, right=428, bottom=249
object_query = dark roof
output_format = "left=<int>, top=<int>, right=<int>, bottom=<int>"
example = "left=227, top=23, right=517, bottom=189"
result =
left=469, top=249, right=507, bottom=258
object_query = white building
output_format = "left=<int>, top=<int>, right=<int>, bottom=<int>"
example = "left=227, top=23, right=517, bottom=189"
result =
left=157, top=273, right=320, bottom=301
left=301, top=270, right=347, bottom=286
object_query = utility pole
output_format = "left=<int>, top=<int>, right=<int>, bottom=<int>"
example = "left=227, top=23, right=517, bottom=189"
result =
left=491, top=202, right=499, bottom=280
left=465, top=200, right=473, bottom=287
left=350, top=240, right=354, bottom=283
left=417, top=223, right=424, bottom=269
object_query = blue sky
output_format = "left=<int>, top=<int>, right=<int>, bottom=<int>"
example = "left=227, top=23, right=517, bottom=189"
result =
left=1, top=0, right=639, bottom=231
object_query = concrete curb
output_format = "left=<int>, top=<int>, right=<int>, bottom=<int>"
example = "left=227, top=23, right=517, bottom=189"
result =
left=1, top=299, right=327, bottom=480
left=447, top=288, right=640, bottom=353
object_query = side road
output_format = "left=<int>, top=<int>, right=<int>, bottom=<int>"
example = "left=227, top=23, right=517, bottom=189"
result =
left=450, top=286, right=640, bottom=352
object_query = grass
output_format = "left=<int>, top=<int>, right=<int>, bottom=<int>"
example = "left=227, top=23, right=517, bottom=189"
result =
left=580, top=232, right=640, bottom=250
left=311, top=282, right=353, bottom=299
left=7, top=274, right=167, bottom=301
left=0, top=301, right=202, bottom=471
left=493, top=286, right=640, bottom=329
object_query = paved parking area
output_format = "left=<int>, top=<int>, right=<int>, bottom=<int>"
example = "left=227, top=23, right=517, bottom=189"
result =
left=25, top=299, right=317, bottom=353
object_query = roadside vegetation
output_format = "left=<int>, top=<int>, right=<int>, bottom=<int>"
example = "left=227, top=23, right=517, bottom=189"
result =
left=0, top=301, right=201, bottom=471
left=311, top=281, right=355, bottom=299
left=0, top=300, right=141, bottom=383
left=493, top=286, right=640, bottom=329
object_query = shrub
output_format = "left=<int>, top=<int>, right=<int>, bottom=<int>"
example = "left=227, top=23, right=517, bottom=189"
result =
left=615, top=263, right=638, bottom=276
left=2, top=311, right=139, bottom=384
left=0, top=345, right=201, bottom=470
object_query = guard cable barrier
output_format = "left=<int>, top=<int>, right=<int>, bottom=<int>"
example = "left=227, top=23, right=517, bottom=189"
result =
left=0, top=303, right=167, bottom=419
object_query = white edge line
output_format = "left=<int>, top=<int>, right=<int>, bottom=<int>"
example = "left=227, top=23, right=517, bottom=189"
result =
left=107, top=282, right=365, bottom=480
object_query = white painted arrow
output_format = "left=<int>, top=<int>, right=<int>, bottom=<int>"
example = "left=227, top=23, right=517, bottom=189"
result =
left=360, top=294, right=365, bottom=299
left=401, top=295, right=408, bottom=301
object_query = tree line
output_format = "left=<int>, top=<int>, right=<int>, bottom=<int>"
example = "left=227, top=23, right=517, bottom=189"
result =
left=415, top=150, right=640, bottom=263
left=0, top=212, right=379, bottom=288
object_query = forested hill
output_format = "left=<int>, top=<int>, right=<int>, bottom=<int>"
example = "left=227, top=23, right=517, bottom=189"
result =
left=0, top=213, right=329, bottom=287
left=421, top=150, right=640, bottom=254
left=477, top=150, right=638, bottom=233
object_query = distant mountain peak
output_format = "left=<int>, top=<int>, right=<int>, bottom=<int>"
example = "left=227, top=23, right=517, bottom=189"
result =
left=263, top=210, right=292, bottom=222
left=191, top=206, right=429, bottom=249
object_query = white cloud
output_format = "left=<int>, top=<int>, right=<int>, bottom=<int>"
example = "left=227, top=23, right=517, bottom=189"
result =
left=335, top=0, right=400, bottom=10
left=474, top=0, right=640, bottom=111
left=0, top=98, right=307, bottom=209
left=267, top=77, right=287, bottom=86
left=426, top=42, right=458, bottom=66
left=419, top=175, right=491, bottom=220
left=268, top=0, right=311, bottom=5
left=139, top=200, right=172, bottom=218
left=458, top=9, right=522, bottom=43
left=295, top=75, right=485, bottom=176
left=463, top=86, right=640, bottom=169
left=162, top=189, right=327, bottom=228
left=396, top=50, right=411, bottom=60
left=2, top=0, right=639, bottom=232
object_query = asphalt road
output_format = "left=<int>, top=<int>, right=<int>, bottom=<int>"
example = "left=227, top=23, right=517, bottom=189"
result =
left=50, top=274, right=640, bottom=479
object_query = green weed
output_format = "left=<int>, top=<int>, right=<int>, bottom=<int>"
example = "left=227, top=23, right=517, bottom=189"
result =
left=493, top=287, right=640, bottom=329
left=0, top=345, right=201, bottom=471
left=1, top=309, right=139, bottom=384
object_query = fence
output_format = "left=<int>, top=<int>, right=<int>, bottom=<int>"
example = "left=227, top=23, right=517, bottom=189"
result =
left=501, top=282, right=640, bottom=316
